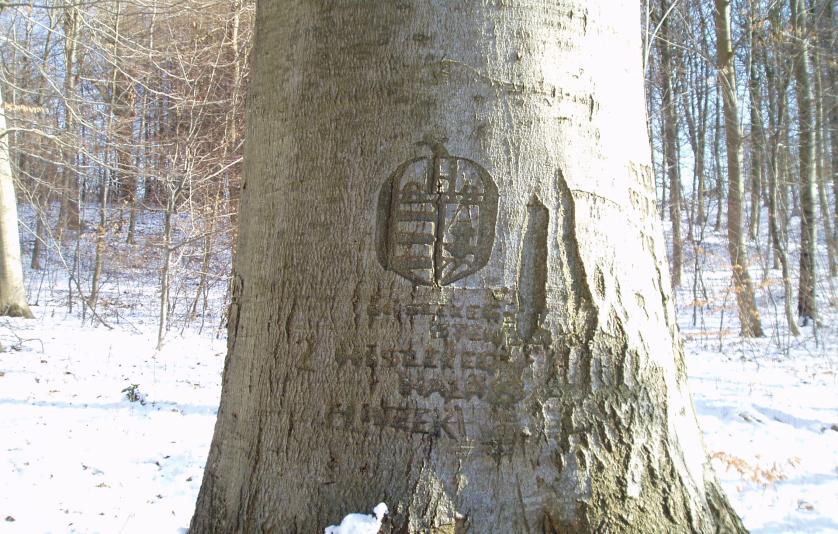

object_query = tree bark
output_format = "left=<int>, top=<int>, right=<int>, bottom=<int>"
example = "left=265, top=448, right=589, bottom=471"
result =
left=679, top=47, right=708, bottom=232
left=714, top=0, right=764, bottom=337
left=157, top=197, right=173, bottom=350
left=0, top=85, right=34, bottom=318
left=90, top=0, right=124, bottom=313
left=747, top=2, right=763, bottom=242
left=812, top=34, right=836, bottom=277
left=30, top=205, right=45, bottom=271
left=790, top=0, right=818, bottom=325
left=191, top=2, right=746, bottom=532
left=57, top=2, right=81, bottom=234
left=659, top=0, right=682, bottom=288
left=712, top=88, right=724, bottom=233
left=821, top=0, right=838, bottom=249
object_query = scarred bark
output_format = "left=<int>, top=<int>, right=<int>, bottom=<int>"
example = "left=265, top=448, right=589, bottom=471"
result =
left=191, top=2, right=746, bottom=532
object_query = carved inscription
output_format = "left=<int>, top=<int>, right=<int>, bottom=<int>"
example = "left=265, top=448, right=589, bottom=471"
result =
left=336, top=344, right=503, bottom=401
left=332, top=287, right=549, bottom=454
left=376, top=143, right=499, bottom=286
left=327, top=403, right=466, bottom=440
left=324, top=400, right=531, bottom=456
left=340, top=292, right=520, bottom=400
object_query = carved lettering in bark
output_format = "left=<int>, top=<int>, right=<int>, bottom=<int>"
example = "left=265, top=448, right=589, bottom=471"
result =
left=336, top=344, right=500, bottom=400
left=326, top=403, right=466, bottom=440
left=333, top=288, right=542, bottom=453
left=376, top=143, right=498, bottom=286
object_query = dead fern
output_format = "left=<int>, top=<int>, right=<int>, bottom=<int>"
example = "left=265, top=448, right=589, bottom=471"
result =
left=711, top=451, right=798, bottom=489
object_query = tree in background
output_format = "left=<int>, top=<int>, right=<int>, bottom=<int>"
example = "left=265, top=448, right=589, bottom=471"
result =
left=0, top=84, right=33, bottom=318
left=657, top=0, right=683, bottom=288
left=790, top=0, right=818, bottom=325
left=190, top=1, right=745, bottom=531
left=714, top=0, right=764, bottom=337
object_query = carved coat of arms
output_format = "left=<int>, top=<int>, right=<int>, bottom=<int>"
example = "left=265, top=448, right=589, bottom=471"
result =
left=376, top=144, right=499, bottom=286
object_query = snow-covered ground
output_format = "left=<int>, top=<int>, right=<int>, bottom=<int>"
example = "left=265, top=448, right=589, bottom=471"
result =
left=673, top=226, right=838, bottom=533
left=688, top=340, right=838, bottom=533
left=1, top=205, right=837, bottom=533
left=0, top=311, right=224, bottom=533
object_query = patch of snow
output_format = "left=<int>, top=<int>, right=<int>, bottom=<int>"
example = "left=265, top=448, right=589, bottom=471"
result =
left=324, top=503, right=388, bottom=534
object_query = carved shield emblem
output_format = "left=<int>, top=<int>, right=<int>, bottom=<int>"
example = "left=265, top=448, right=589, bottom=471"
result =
left=376, top=144, right=499, bottom=286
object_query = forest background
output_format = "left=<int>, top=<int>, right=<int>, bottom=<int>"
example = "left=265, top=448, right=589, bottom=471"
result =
left=0, top=0, right=836, bottom=532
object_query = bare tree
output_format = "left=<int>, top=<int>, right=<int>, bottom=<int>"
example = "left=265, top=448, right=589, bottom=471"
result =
left=658, top=0, right=683, bottom=287
left=790, top=0, right=818, bottom=326
left=747, top=0, right=765, bottom=242
left=764, top=3, right=802, bottom=336
left=57, top=1, right=81, bottom=233
left=0, top=84, right=34, bottom=318
left=714, top=0, right=764, bottom=337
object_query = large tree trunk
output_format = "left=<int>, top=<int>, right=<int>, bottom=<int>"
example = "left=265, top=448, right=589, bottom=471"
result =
left=714, top=0, right=764, bottom=337
left=191, top=2, right=746, bottom=532
left=0, top=86, right=34, bottom=318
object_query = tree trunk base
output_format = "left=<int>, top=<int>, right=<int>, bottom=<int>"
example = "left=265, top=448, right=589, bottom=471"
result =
left=1, top=303, right=34, bottom=319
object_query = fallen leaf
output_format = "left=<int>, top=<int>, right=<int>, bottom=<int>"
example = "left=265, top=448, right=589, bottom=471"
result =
left=797, top=500, right=815, bottom=511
